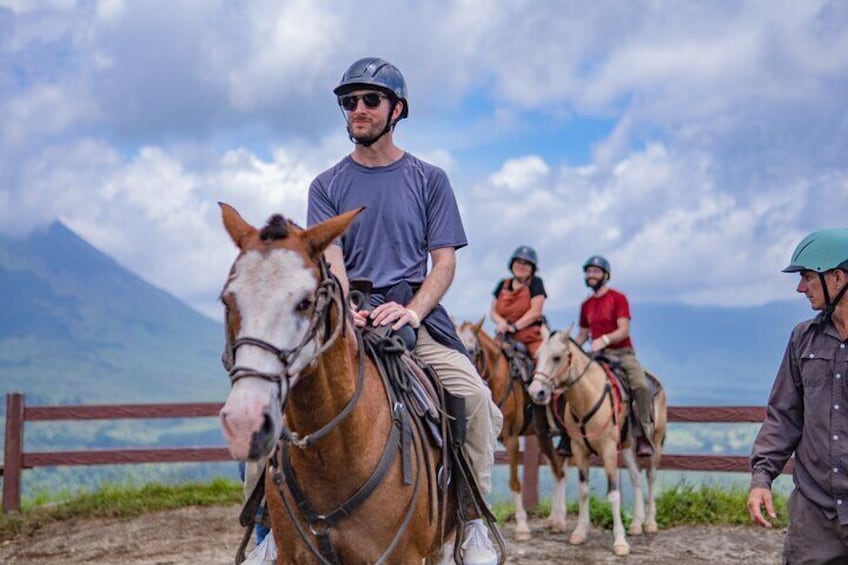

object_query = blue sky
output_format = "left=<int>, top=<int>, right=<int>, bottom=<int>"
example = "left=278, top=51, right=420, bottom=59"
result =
left=1, top=0, right=847, bottom=322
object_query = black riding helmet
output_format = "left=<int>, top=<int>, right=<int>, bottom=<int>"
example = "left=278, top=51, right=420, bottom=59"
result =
left=334, top=57, right=409, bottom=119
left=335, top=58, right=408, bottom=147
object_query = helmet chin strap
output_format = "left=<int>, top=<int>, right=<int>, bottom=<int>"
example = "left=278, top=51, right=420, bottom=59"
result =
left=819, top=272, right=848, bottom=326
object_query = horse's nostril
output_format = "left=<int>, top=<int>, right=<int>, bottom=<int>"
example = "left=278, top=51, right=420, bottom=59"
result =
left=260, top=409, right=273, bottom=436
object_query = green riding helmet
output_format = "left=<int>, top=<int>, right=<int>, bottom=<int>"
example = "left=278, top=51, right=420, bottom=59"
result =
left=782, top=229, right=848, bottom=273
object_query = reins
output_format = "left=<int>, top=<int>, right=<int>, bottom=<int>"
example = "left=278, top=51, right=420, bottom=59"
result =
left=533, top=339, right=621, bottom=450
left=241, top=260, right=433, bottom=565
left=227, top=258, right=345, bottom=396
left=273, top=331, right=426, bottom=565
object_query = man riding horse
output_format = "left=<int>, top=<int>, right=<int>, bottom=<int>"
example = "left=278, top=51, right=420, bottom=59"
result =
left=307, top=57, right=504, bottom=565
left=572, top=255, right=654, bottom=457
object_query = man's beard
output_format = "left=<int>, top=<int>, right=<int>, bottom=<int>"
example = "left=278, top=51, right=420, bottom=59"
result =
left=585, top=277, right=604, bottom=291
left=348, top=117, right=387, bottom=146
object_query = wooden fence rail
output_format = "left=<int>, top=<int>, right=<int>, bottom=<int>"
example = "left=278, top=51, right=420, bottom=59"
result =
left=2, top=392, right=783, bottom=513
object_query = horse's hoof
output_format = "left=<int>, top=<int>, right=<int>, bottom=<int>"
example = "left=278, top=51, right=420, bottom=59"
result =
left=515, top=529, right=531, bottom=541
left=569, top=533, right=586, bottom=545
left=614, top=542, right=631, bottom=556
left=644, top=522, right=658, bottom=534
left=628, top=524, right=643, bottom=536
left=547, top=520, right=568, bottom=533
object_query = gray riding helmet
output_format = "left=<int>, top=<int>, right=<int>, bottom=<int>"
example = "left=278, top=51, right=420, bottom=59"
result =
left=334, top=57, right=409, bottom=120
left=509, top=246, right=538, bottom=272
left=583, top=255, right=611, bottom=276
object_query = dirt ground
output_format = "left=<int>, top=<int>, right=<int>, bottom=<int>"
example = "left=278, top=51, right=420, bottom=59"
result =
left=0, top=504, right=785, bottom=564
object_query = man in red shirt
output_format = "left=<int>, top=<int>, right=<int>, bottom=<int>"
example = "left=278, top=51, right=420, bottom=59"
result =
left=575, top=256, right=654, bottom=456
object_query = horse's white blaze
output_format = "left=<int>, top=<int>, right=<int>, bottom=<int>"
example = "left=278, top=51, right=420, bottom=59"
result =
left=231, top=248, right=319, bottom=375
left=220, top=248, right=318, bottom=461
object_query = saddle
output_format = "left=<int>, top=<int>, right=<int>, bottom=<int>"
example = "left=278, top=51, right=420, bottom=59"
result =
left=500, top=337, right=534, bottom=385
left=590, top=353, right=660, bottom=447
left=236, top=284, right=506, bottom=564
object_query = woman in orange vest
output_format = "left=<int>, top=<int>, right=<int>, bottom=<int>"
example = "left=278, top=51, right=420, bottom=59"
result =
left=489, top=246, right=547, bottom=357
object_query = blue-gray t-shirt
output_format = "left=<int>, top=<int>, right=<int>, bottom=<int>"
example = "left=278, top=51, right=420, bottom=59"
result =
left=307, top=153, right=467, bottom=287
left=307, top=152, right=468, bottom=353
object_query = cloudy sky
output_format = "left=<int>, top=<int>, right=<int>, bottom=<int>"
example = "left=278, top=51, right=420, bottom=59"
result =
left=2, top=0, right=846, bottom=322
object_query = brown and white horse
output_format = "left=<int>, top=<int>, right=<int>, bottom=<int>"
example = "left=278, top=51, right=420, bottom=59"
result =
left=527, top=325, right=667, bottom=556
left=217, top=203, right=459, bottom=564
left=456, top=320, right=568, bottom=541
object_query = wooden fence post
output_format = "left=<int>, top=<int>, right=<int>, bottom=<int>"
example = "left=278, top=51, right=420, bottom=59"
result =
left=3, top=392, right=24, bottom=513
left=521, top=435, right=540, bottom=510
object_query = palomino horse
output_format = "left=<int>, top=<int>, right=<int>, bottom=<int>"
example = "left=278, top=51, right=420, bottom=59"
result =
left=527, top=325, right=667, bottom=556
left=217, top=203, right=463, bottom=564
left=456, top=320, right=567, bottom=541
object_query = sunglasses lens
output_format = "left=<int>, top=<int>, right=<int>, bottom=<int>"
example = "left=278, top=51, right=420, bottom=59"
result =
left=362, top=93, right=383, bottom=107
left=340, top=96, right=358, bottom=111
left=339, top=93, right=385, bottom=111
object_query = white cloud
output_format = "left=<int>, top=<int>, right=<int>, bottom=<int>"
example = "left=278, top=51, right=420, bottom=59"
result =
left=1, top=0, right=846, bottom=321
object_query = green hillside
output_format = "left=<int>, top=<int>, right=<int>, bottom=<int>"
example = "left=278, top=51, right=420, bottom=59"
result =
left=0, top=222, right=228, bottom=406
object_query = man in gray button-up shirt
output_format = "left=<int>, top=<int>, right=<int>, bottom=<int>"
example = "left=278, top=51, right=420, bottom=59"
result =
left=749, top=229, right=848, bottom=563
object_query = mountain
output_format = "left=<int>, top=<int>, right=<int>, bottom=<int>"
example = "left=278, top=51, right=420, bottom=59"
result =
left=628, top=300, right=811, bottom=406
left=0, top=221, right=228, bottom=406
left=456, top=297, right=813, bottom=407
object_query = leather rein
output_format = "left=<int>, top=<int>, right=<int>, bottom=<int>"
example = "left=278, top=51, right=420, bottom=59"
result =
left=228, top=257, right=425, bottom=565
left=531, top=339, right=618, bottom=451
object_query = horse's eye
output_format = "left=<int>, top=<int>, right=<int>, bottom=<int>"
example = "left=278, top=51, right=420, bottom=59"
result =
left=295, top=297, right=313, bottom=313
left=552, top=355, right=562, bottom=363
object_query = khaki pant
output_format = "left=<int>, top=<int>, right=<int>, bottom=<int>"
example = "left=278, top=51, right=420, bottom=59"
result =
left=610, top=347, right=653, bottom=432
left=416, top=326, right=503, bottom=495
left=784, top=488, right=848, bottom=564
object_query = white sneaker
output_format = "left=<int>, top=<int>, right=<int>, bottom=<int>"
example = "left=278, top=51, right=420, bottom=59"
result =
left=461, top=519, right=498, bottom=565
left=242, top=534, right=277, bottom=565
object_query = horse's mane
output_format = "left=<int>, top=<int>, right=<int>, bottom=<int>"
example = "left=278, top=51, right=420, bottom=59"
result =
left=547, top=330, right=592, bottom=362
left=259, top=214, right=303, bottom=241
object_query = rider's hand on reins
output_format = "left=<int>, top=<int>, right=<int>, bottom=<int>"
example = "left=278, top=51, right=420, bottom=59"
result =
left=350, top=307, right=369, bottom=328
left=370, top=301, right=420, bottom=331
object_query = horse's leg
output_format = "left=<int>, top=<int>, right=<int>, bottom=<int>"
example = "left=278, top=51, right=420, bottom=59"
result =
left=644, top=452, right=659, bottom=533
left=603, top=447, right=630, bottom=556
left=621, top=445, right=645, bottom=535
left=505, top=434, right=531, bottom=541
left=645, top=393, right=667, bottom=534
left=537, top=435, right=568, bottom=532
left=569, top=452, right=591, bottom=545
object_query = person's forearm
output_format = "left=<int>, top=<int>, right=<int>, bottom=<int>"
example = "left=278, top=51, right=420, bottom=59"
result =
left=407, top=259, right=453, bottom=320
left=324, top=245, right=349, bottom=295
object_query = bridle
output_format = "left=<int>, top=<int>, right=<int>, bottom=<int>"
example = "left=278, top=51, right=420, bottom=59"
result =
left=531, top=337, right=593, bottom=396
left=226, top=257, right=346, bottom=416
left=532, top=337, right=618, bottom=450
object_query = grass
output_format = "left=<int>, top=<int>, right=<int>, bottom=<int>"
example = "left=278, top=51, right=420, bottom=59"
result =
left=0, top=478, right=242, bottom=541
left=493, top=481, right=789, bottom=530
left=1, top=479, right=788, bottom=543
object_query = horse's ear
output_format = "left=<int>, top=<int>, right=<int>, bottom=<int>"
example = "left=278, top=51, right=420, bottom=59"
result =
left=541, top=324, right=551, bottom=341
left=303, top=207, right=365, bottom=259
left=564, top=323, right=574, bottom=337
left=219, top=202, right=258, bottom=250
left=474, top=317, right=485, bottom=333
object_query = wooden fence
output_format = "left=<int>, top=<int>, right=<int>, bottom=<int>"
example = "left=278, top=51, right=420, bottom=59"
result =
left=1, top=392, right=785, bottom=513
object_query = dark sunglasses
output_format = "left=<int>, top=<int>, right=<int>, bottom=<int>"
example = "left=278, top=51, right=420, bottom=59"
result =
left=339, top=92, right=388, bottom=111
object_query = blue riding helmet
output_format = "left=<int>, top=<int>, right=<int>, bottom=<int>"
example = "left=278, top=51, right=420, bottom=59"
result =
left=782, top=229, right=848, bottom=273
left=334, top=57, right=409, bottom=120
left=509, top=246, right=538, bottom=271
left=583, top=255, right=611, bottom=275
